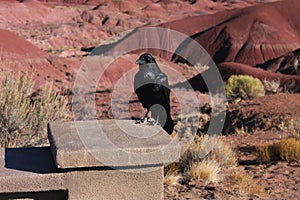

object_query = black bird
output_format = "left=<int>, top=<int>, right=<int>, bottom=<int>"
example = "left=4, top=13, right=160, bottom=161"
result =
left=134, top=53, right=174, bottom=134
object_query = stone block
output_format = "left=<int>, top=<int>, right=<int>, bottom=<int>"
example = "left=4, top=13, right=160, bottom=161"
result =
left=48, top=120, right=180, bottom=169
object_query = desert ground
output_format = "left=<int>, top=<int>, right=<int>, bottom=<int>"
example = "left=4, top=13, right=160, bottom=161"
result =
left=0, top=0, right=300, bottom=199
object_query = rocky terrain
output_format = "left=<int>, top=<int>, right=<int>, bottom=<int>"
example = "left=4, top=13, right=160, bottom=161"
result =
left=0, top=0, right=300, bottom=199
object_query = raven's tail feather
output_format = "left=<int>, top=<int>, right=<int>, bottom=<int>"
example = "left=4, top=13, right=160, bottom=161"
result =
left=162, top=113, right=174, bottom=135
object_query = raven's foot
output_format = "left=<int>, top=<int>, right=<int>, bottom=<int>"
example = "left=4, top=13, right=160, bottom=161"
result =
left=135, top=116, right=149, bottom=124
left=148, top=119, right=160, bottom=126
left=141, top=116, right=150, bottom=123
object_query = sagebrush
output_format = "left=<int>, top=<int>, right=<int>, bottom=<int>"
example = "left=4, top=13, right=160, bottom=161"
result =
left=225, top=75, right=265, bottom=102
left=0, top=70, right=71, bottom=147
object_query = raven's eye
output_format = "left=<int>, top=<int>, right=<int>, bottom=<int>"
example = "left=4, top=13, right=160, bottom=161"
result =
left=146, top=55, right=152, bottom=62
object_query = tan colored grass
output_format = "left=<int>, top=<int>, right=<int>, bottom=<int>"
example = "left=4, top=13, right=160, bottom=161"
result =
left=164, top=162, right=181, bottom=186
left=175, top=135, right=237, bottom=184
left=179, top=135, right=237, bottom=169
left=275, top=137, right=300, bottom=162
left=209, top=137, right=237, bottom=167
left=189, top=159, right=220, bottom=183
left=178, top=135, right=203, bottom=171
left=164, top=171, right=181, bottom=186
left=257, top=142, right=272, bottom=163
left=229, top=172, right=269, bottom=198
left=257, top=134, right=300, bottom=163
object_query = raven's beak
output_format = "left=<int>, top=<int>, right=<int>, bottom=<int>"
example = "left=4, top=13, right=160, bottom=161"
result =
left=135, top=59, right=143, bottom=65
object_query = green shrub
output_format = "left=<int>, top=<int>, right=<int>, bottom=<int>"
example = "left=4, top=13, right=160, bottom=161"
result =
left=0, top=70, right=71, bottom=147
left=225, top=75, right=265, bottom=102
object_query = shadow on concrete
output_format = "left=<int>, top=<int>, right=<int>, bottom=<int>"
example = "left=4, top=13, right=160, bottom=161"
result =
left=0, top=190, right=68, bottom=200
left=5, top=147, right=58, bottom=174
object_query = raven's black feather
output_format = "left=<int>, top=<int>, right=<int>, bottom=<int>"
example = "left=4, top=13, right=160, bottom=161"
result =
left=134, top=53, right=174, bottom=134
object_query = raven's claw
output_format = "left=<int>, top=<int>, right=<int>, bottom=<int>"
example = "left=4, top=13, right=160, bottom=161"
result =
left=135, top=117, right=149, bottom=124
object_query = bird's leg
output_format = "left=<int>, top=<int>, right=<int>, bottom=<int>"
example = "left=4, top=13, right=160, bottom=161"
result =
left=149, top=115, right=160, bottom=126
left=141, top=109, right=150, bottom=123
left=135, top=110, right=149, bottom=124
left=154, top=115, right=160, bottom=125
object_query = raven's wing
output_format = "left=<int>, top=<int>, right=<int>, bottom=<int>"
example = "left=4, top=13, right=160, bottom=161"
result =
left=134, top=71, right=152, bottom=109
left=153, top=72, right=171, bottom=105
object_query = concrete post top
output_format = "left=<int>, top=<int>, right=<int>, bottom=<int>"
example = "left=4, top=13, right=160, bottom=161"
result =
left=48, top=120, right=180, bottom=169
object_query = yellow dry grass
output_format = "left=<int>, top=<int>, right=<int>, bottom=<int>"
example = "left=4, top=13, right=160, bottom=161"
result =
left=257, top=136, right=300, bottom=163
left=189, top=159, right=220, bottom=183
left=228, top=172, right=269, bottom=198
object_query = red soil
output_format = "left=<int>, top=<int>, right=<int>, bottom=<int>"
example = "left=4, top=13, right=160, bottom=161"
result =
left=0, top=1, right=300, bottom=199
left=0, top=29, right=47, bottom=59
left=257, top=48, right=300, bottom=75
left=165, top=0, right=300, bottom=67
left=0, top=28, right=79, bottom=89
left=218, top=62, right=300, bottom=87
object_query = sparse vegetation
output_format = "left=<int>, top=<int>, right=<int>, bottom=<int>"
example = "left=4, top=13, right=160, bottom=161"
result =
left=189, top=159, right=221, bottom=183
left=164, top=170, right=181, bottom=186
left=164, top=135, right=236, bottom=184
left=257, top=135, right=300, bottom=163
left=257, top=142, right=274, bottom=163
left=262, top=79, right=282, bottom=94
left=275, top=137, right=300, bottom=162
left=278, top=118, right=300, bottom=134
left=0, top=70, right=71, bottom=147
left=228, top=172, right=269, bottom=198
left=225, top=75, right=265, bottom=102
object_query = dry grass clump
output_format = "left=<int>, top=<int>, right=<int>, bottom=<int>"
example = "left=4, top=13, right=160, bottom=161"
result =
left=0, top=70, right=71, bottom=147
left=275, top=137, right=300, bottom=162
left=208, top=137, right=237, bottom=166
left=228, top=172, right=269, bottom=198
left=164, top=135, right=237, bottom=185
left=189, top=159, right=220, bottom=183
left=164, top=171, right=182, bottom=186
left=164, top=162, right=181, bottom=186
left=257, top=135, right=300, bottom=163
left=181, top=135, right=237, bottom=168
left=257, top=142, right=273, bottom=163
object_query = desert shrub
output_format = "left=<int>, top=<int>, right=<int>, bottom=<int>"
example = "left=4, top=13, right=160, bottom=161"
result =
left=0, top=70, right=71, bottom=147
left=262, top=79, right=282, bottom=94
left=34, top=83, right=71, bottom=132
left=225, top=75, right=265, bottom=102
left=0, top=71, right=35, bottom=147
left=278, top=119, right=300, bottom=135
left=257, top=136, right=300, bottom=163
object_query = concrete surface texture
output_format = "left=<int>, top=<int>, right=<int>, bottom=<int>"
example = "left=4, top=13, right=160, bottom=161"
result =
left=0, top=120, right=171, bottom=200
left=48, top=120, right=180, bottom=169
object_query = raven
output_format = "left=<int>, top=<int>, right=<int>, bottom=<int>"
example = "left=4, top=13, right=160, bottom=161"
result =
left=134, top=53, right=174, bottom=134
